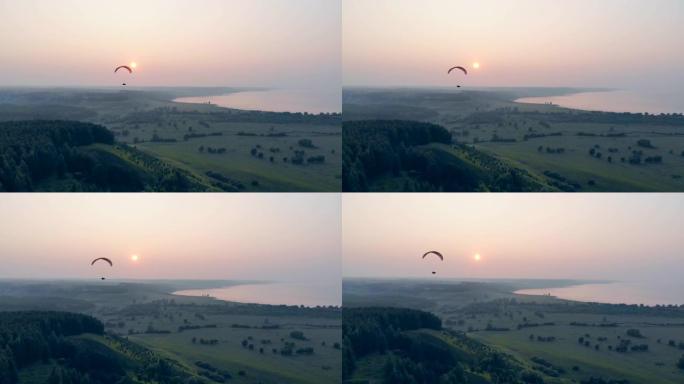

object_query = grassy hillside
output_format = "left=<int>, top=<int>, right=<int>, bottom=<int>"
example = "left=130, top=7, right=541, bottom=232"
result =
left=342, top=120, right=553, bottom=192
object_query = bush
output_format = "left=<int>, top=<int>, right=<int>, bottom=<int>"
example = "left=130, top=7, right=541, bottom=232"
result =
left=626, top=329, right=643, bottom=338
left=296, top=347, right=314, bottom=355
left=290, top=331, right=307, bottom=340
left=298, top=139, right=316, bottom=148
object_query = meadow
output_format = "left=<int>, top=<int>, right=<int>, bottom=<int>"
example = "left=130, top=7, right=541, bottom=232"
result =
left=0, top=87, right=341, bottom=191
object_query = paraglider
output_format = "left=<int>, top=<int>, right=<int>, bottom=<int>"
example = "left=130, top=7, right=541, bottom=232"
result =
left=91, top=257, right=113, bottom=280
left=447, top=66, right=467, bottom=88
left=114, top=65, right=133, bottom=86
left=422, top=251, right=443, bottom=275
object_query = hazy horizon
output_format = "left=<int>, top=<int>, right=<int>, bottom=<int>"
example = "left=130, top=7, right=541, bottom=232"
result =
left=344, top=0, right=684, bottom=91
left=0, top=0, right=340, bottom=90
left=343, top=194, right=684, bottom=281
left=0, top=194, right=341, bottom=283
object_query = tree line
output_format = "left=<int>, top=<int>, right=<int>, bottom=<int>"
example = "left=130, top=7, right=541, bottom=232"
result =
left=121, top=106, right=341, bottom=126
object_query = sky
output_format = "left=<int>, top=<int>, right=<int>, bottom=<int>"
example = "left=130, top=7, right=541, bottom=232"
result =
left=343, top=194, right=684, bottom=281
left=0, top=0, right=340, bottom=89
left=343, top=0, right=684, bottom=89
left=0, top=194, right=341, bottom=283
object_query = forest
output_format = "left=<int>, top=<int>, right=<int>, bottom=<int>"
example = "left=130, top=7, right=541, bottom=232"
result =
left=0, top=311, right=104, bottom=382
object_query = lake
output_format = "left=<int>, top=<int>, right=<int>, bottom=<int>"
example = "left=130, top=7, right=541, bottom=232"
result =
left=516, top=281, right=684, bottom=306
left=175, top=89, right=341, bottom=114
left=174, top=282, right=341, bottom=307
left=516, top=90, right=684, bottom=114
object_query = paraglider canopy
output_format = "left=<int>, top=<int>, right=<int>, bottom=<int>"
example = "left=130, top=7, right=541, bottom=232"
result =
left=114, top=65, right=133, bottom=74
left=447, top=66, right=468, bottom=75
left=91, top=257, right=113, bottom=266
left=422, top=251, right=444, bottom=260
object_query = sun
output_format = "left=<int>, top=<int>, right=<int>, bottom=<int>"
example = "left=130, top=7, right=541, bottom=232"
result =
left=130, top=254, right=139, bottom=262
left=474, top=253, right=481, bottom=262
left=472, top=62, right=480, bottom=69
left=130, top=62, right=137, bottom=69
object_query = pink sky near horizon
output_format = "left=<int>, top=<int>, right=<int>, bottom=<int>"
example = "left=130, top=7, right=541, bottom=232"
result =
left=0, top=194, right=341, bottom=282
left=342, top=194, right=684, bottom=281
left=0, top=0, right=340, bottom=89
left=343, top=0, right=684, bottom=89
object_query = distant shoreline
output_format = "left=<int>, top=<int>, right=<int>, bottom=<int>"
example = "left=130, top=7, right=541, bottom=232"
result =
left=342, top=85, right=606, bottom=98
left=175, top=281, right=342, bottom=307
left=343, top=276, right=593, bottom=287
left=515, top=89, right=684, bottom=115
left=172, top=280, right=266, bottom=301
left=174, top=88, right=342, bottom=114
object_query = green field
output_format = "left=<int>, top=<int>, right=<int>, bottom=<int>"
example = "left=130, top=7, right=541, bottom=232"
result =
left=343, top=278, right=684, bottom=384
left=129, top=314, right=340, bottom=384
left=0, top=87, right=341, bottom=191
left=0, top=280, right=342, bottom=384
left=343, top=87, right=684, bottom=191
left=134, top=121, right=341, bottom=192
